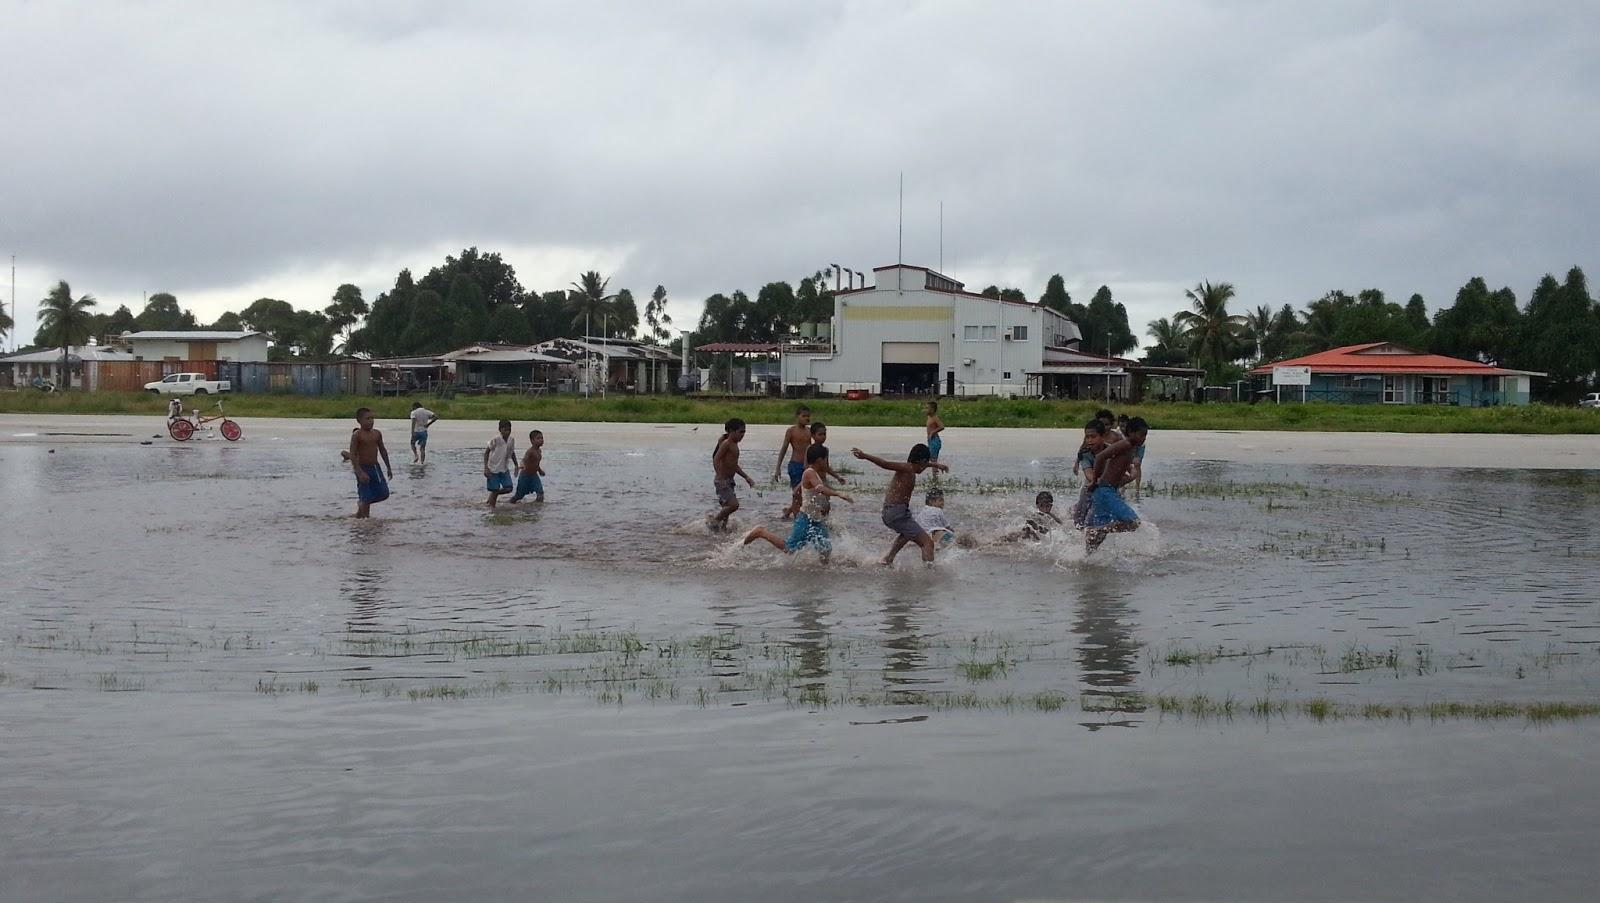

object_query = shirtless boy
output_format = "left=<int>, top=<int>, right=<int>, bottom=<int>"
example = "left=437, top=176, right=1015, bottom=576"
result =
left=1085, top=416, right=1149, bottom=553
left=851, top=443, right=949, bottom=566
left=786, top=421, right=846, bottom=513
left=774, top=405, right=813, bottom=517
left=509, top=429, right=546, bottom=502
left=924, top=401, right=945, bottom=462
left=712, top=418, right=757, bottom=531
left=349, top=407, right=393, bottom=518
left=745, top=444, right=853, bottom=562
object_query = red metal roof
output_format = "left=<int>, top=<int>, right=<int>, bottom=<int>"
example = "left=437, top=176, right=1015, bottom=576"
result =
left=695, top=342, right=779, bottom=353
left=1248, top=343, right=1541, bottom=376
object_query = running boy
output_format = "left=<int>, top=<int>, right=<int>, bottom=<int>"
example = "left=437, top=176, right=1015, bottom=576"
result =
left=483, top=419, right=516, bottom=508
left=744, top=444, right=853, bottom=562
left=924, top=401, right=945, bottom=462
left=1084, top=416, right=1149, bottom=552
left=712, top=418, right=757, bottom=530
left=509, top=429, right=546, bottom=502
left=773, top=405, right=813, bottom=518
left=349, top=407, right=393, bottom=518
left=851, top=444, right=949, bottom=566
left=409, top=402, right=438, bottom=464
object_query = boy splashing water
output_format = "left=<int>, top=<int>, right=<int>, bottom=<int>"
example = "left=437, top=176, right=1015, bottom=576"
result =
left=744, top=444, right=853, bottom=562
left=1085, top=416, right=1148, bottom=553
left=711, top=418, right=756, bottom=531
left=852, top=444, right=949, bottom=566
left=509, top=429, right=546, bottom=502
left=773, top=405, right=813, bottom=518
left=483, top=419, right=516, bottom=508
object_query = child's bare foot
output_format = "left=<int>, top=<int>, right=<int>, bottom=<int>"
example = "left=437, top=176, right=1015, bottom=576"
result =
left=742, top=528, right=762, bottom=545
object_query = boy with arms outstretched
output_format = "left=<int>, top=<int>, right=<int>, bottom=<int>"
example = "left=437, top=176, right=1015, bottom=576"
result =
left=349, top=407, right=393, bottom=518
left=851, top=443, right=949, bottom=566
left=711, top=418, right=756, bottom=531
left=509, top=429, right=546, bottom=502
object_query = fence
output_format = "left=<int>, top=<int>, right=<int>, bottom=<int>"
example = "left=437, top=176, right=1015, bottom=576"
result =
left=80, top=360, right=370, bottom=396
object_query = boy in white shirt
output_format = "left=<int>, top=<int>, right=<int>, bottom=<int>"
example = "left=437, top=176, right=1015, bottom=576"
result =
left=483, top=419, right=516, bottom=508
left=409, top=402, right=438, bottom=464
left=913, top=488, right=956, bottom=548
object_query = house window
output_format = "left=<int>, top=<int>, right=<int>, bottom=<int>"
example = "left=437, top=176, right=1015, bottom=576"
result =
left=1483, top=376, right=1501, bottom=394
left=1011, top=325, right=1027, bottom=341
left=1003, top=371, right=1012, bottom=380
left=1421, top=376, right=1451, bottom=404
left=981, top=325, right=998, bottom=341
left=1382, top=375, right=1404, bottom=404
left=963, top=325, right=981, bottom=341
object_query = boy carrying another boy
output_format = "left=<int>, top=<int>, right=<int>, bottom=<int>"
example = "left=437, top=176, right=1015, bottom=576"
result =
left=711, top=418, right=756, bottom=531
left=851, top=444, right=949, bottom=566
left=1084, top=416, right=1149, bottom=553
left=509, top=429, right=546, bottom=503
left=349, top=407, right=393, bottom=518
left=483, top=419, right=516, bottom=508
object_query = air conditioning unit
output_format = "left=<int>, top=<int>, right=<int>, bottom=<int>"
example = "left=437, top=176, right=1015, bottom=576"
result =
left=1003, top=329, right=1015, bottom=341
left=961, top=358, right=975, bottom=367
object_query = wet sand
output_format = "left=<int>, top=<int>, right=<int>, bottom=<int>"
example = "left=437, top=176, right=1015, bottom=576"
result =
left=2, top=413, right=1596, bottom=469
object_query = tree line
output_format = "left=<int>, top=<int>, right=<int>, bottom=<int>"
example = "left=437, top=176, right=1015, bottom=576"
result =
left=1142, top=267, right=1600, bottom=401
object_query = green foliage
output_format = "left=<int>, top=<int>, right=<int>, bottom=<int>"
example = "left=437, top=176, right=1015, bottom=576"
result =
left=566, top=271, right=614, bottom=336
left=323, top=283, right=368, bottom=345
left=611, top=288, right=640, bottom=339
left=1039, top=274, right=1072, bottom=314
left=401, top=289, right=451, bottom=354
left=417, top=247, right=522, bottom=311
left=1077, top=285, right=1136, bottom=355
left=446, top=275, right=489, bottom=348
left=133, top=292, right=198, bottom=331
left=644, top=284, right=674, bottom=343
left=34, top=281, right=97, bottom=389
left=239, top=297, right=299, bottom=349
left=489, top=304, right=532, bottom=344
left=1175, top=281, right=1246, bottom=376
left=209, top=310, right=243, bottom=331
left=1521, top=267, right=1600, bottom=401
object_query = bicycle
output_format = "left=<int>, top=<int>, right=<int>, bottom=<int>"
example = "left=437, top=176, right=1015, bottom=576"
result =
left=169, top=399, right=243, bottom=442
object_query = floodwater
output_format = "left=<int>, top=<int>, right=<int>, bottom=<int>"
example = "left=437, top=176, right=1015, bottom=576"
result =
left=2, top=418, right=1598, bottom=903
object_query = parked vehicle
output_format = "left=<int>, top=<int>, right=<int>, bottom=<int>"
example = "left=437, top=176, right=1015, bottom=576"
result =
left=145, top=372, right=232, bottom=396
left=1580, top=392, right=1600, bottom=409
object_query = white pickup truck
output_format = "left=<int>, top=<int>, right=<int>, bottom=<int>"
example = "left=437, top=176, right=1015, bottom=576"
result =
left=144, top=372, right=232, bottom=396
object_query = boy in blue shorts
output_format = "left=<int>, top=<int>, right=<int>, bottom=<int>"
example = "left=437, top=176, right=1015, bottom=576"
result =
left=510, top=429, right=546, bottom=503
left=409, top=402, right=437, bottom=464
left=925, top=401, right=945, bottom=462
left=745, top=445, right=853, bottom=562
left=773, top=405, right=813, bottom=518
left=483, top=419, right=516, bottom=508
left=348, top=407, right=393, bottom=518
left=1085, top=416, right=1148, bottom=553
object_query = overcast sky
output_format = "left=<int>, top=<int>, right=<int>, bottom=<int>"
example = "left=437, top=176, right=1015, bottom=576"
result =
left=4, top=0, right=1598, bottom=350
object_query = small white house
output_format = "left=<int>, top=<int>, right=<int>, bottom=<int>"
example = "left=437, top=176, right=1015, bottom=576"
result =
left=121, top=330, right=270, bottom=363
left=780, top=264, right=1083, bottom=396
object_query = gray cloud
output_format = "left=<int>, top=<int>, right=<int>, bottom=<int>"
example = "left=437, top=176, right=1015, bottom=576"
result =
left=3, top=0, right=1597, bottom=346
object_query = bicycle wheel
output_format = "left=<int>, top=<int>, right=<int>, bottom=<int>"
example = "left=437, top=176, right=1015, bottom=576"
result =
left=221, top=419, right=242, bottom=441
left=169, top=419, right=195, bottom=441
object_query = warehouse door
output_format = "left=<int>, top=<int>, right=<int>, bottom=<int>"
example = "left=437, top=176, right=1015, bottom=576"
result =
left=881, top=342, right=939, bottom=396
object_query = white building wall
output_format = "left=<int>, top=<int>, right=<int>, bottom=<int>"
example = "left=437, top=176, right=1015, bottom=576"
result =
left=780, top=266, right=1080, bottom=396
left=128, top=335, right=270, bottom=362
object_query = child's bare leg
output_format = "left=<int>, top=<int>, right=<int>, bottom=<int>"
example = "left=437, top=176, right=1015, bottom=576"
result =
left=882, top=535, right=910, bottom=565
left=356, top=501, right=370, bottom=518
left=743, top=527, right=785, bottom=550
left=916, top=534, right=936, bottom=563
left=712, top=501, right=739, bottom=528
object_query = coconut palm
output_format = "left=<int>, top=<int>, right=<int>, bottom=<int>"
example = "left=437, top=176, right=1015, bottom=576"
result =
left=0, top=301, right=13, bottom=344
left=36, top=280, right=98, bottom=389
left=1174, top=281, right=1245, bottom=376
left=1146, top=317, right=1184, bottom=351
left=567, top=271, right=615, bottom=395
left=1244, top=304, right=1274, bottom=362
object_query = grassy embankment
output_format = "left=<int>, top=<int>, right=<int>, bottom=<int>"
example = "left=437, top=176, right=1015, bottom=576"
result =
left=1, top=390, right=1597, bottom=433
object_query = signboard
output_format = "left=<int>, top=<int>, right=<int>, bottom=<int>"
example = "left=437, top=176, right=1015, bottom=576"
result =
left=1272, top=366, right=1311, bottom=386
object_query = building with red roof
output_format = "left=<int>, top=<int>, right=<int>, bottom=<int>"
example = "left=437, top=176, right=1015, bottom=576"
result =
left=1247, top=342, right=1543, bottom=405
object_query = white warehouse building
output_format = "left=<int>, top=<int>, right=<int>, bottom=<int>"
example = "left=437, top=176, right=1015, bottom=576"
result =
left=780, top=264, right=1083, bottom=396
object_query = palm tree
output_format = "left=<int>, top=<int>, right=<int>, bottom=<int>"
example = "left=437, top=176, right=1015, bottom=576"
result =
left=0, top=301, right=13, bottom=345
left=1146, top=317, right=1184, bottom=351
left=1174, top=281, right=1245, bottom=377
left=1244, top=304, right=1274, bottom=363
left=36, top=280, right=98, bottom=389
left=566, top=271, right=614, bottom=395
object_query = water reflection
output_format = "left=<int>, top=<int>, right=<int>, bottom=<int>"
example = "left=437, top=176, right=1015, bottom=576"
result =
left=780, top=594, right=833, bottom=686
left=1071, top=587, right=1144, bottom=710
left=881, top=596, right=931, bottom=698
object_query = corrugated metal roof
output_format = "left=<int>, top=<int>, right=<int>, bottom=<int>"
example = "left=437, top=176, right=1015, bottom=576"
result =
left=695, top=342, right=779, bottom=353
left=123, top=331, right=263, bottom=341
left=1249, top=343, right=1546, bottom=377
left=0, top=346, right=136, bottom=363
